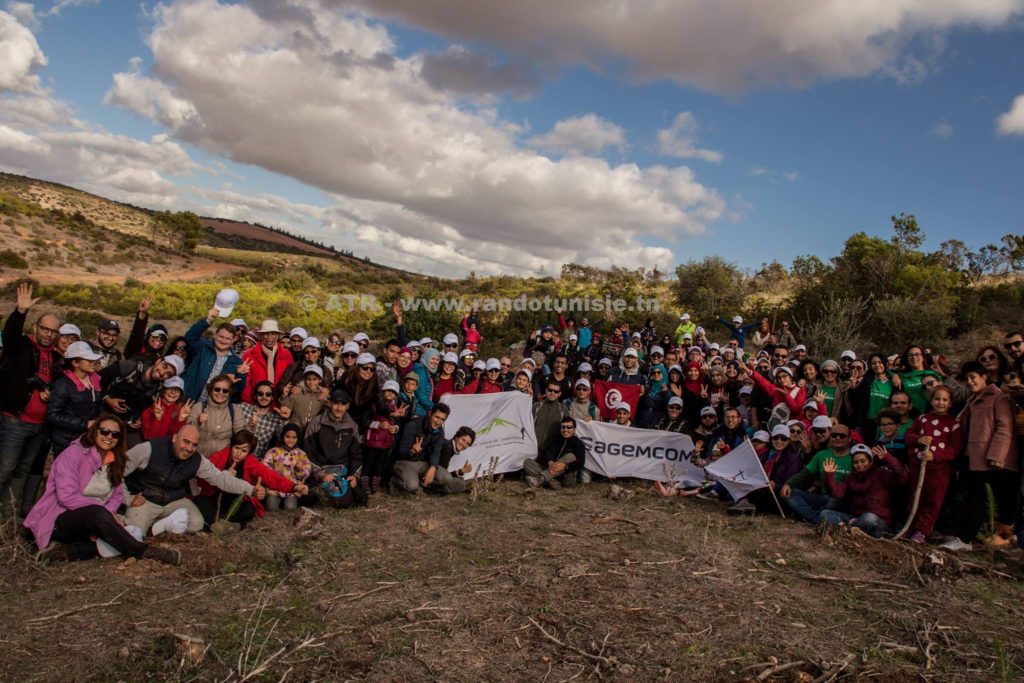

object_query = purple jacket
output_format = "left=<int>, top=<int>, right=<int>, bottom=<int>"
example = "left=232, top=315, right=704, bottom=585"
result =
left=23, top=439, right=123, bottom=549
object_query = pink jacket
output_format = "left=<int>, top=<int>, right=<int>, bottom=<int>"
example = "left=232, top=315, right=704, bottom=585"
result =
left=23, top=439, right=123, bottom=549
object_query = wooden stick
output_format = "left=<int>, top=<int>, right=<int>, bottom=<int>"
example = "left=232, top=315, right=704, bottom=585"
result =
left=28, top=590, right=128, bottom=624
left=766, top=483, right=787, bottom=518
left=527, top=617, right=612, bottom=666
left=896, top=461, right=927, bottom=538
left=755, top=660, right=805, bottom=681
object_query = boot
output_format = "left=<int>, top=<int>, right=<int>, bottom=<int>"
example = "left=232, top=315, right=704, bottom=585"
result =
left=20, top=475, right=42, bottom=517
left=371, top=476, right=382, bottom=493
left=143, top=545, right=182, bottom=566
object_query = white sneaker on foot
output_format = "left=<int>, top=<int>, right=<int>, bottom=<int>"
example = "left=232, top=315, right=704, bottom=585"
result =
left=939, top=538, right=973, bottom=552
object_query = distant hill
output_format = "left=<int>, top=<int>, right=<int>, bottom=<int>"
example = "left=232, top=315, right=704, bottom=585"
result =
left=0, top=172, right=412, bottom=275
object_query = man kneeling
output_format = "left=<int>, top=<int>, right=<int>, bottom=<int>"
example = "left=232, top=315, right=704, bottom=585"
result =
left=524, top=417, right=586, bottom=489
left=393, top=403, right=466, bottom=495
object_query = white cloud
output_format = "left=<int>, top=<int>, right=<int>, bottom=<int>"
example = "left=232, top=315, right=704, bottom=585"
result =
left=656, top=112, right=722, bottom=163
left=420, top=45, right=539, bottom=99
left=527, top=114, right=625, bottom=156
left=105, top=63, right=201, bottom=130
left=930, top=120, right=953, bottom=139
left=996, top=94, right=1024, bottom=136
left=750, top=166, right=798, bottom=182
left=347, top=0, right=1024, bottom=92
left=43, top=0, right=100, bottom=17
left=0, top=10, right=46, bottom=93
left=103, top=0, right=724, bottom=275
left=5, top=2, right=38, bottom=29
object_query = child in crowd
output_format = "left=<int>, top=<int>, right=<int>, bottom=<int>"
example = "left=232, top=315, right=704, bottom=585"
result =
left=140, top=378, right=192, bottom=440
left=901, top=386, right=962, bottom=543
left=261, top=424, right=313, bottom=512
left=821, top=443, right=909, bottom=537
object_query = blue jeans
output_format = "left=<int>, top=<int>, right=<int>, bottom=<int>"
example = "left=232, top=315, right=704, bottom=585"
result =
left=820, top=510, right=889, bottom=537
left=0, top=415, right=47, bottom=514
left=784, top=488, right=838, bottom=524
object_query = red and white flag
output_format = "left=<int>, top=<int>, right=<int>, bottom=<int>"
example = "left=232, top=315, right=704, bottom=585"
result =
left=593, top=380, right=643, bottom=421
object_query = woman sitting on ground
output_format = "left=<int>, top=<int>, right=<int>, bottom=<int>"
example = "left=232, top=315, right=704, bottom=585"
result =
left=24, top=415, right=180, bottom=564
left=819, top=443, right=909, bottom=537
left=193, top=430, right=304, bottom=529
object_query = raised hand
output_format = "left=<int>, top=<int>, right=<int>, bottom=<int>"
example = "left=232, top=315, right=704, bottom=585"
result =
left=16, top=282, right=39, bottom=313
left=277, top=405, right=293, bottom=420
left=207, top=307, right=219, bottom=322
left=871, top=444, right=887, bottom=459
left=179, top=399, right=195, bottom=420
left=152, top=398, right=164, bottom=421
left=252, top=477, right=266, bottom=500
left=237, top=358, right=252, bottom=375
left=411, top=436, right=424, bottom=455
left=138, top=294, right=153, bottom=316
left=391, top=300, right=403, bottom=319
left=822, top=457, right=837, bottom=474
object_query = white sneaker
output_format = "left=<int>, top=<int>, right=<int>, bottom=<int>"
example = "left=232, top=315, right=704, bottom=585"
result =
left=939, top=538, right=973, bottom=552
left=151, top=508, right=189, bottom=536
left=525, top=475, right=542, bottom=489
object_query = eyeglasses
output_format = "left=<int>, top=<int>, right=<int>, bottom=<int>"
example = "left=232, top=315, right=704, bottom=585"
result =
left=979, top=354, right=998, bottom=362
left=576, top=386, right=589, bottom=392
left=210, top=387, right=231, bottom=395
left=701, top=415, right=716, bottom=420
left=304, top=349, right=319, bottom=354
left=831, top=433, right=850, bottom=439
left=256, top=391, right=274, bottom=398
left=98, top=427, right=122, bottom=438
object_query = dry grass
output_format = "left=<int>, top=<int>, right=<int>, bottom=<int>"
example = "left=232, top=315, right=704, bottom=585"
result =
left=3, top=483, right=1024, bottom=681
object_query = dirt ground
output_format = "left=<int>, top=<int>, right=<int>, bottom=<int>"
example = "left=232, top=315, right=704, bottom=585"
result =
left=3, top=482, right=1024, bottom=682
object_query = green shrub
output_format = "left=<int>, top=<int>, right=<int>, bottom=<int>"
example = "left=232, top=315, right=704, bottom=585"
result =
left=0, top=249, right=28, bottom=269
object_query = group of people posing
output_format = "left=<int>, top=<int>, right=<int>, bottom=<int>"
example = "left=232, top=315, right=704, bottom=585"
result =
left=1, top=282, right=1021, bottom=564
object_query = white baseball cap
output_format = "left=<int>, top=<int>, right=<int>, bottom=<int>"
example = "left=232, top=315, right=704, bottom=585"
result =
left=302, top=337, right=321, bottom=350
left=472, top=360, right=486, bottom=371
left=459, top=349, right=475, bottom=358
left=356, top=352, right=376, bottom=365
left=486, top=358, right=501, bottom=371
left=442, top=352, right=459, bottom=364
left=382, top=380, right=400, bottom=393
left=58, top=323, right=82, bottom=337
left=732, top=315, right=743, bottom=324
left=258, top=320, right=280, bottom=334
left=811, top=416, right=832, bottom=430
left=650, top=346, right=664, bottom=356
left=163, top=354, right=185, bottom=376
left=443, top=333, right=459, bottom=345
left=303, top=364, right=324, bottom=378
left=700, top=406, right=717, bottom=417
left=230, top=318, right=247, bottom=328
left=851, top=444, right=872, bottom=456
left=682, top=333, right=693, bottom=340
left=407, top=339, right=423, bottom=349
left=162, top=376, right=184, bottom=391
left=64, top=341, right=102, bottom=361
left=752, top=430, right=771, bottom=443
left=615, top=402, right=632, bottom=414
left=771, top=425, right=791, bottom=439
left=419, top=337, right=433, bottom=346
left=575, top=378, right=591, bottom=389
left=340, top=341, right=358, bottom=355
left=668, top=396, right=683, bottom=408
left=577, top=362, right=593, bottom=373
left=623, top=348, right=639, bottom=358
left=840, top=350, right=856, bottom=360
left=794, top=344, right=807, bottom=352
left=569, top=334, right=578, bottom=341
left=289, top=327, right=308, bottom=340
left=803, top=400, right=819, bottom=410
left=214, top=288, right=240, bottom=318
left=739, top=385, right=753, bottom=396
left=680, top=313, right=691, bottom=321
left=353, top=332, right=370, bottom=343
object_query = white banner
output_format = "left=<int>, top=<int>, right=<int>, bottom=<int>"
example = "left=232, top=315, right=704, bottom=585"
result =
left=441, top=392, right=538, bottom=479
left=704, top=439, right=771, bottom=499
left=575, top=421, right=702, bottom=483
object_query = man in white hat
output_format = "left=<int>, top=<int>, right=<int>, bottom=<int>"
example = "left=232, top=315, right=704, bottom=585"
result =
left=655, top=396, right=687, bottom=432
left=610, top=347, right=644, bottom=386
left=288, top=327, right=309, bottom=356
left=240, top=320, right=294, bottom=403
left=523, top=416, right=586, bottom=489
left=100, top=352, right=185, bottom=448
left=279, top=337, right=327, bottom=395
left=718, top=314, right=762, bottom=350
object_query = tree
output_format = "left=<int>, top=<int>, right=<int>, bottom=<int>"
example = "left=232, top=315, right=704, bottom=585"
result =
left=153, top=211, right=203, bottom=253
left=672, top=256, right=747, bottom=323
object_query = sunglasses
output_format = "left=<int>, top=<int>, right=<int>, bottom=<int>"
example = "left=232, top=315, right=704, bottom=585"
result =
left=560, top=426, right=575, bottom=431
left=812, top=427, right=829, bottom=434
left=547, top=389, right=561, bottom=394
left=342, top=353, right=358, bottom=358
left=822, top=369, right=837, bottom=374
left=256, top=391, right=274, bottom=398
left=771, top=436, right=789, bottom=441
left=358, top=342, right=369, bottom=348
left=667, top=405, right=682, bottom=410
left=702, top=415, right=716, bottom=420
left=360, top=365, right=377, bottom=372
left=1004, top=341, right=1024, bottom=350
left=773, top=353, right=788, bottom=359
left=445, top=344, right=458, bottom=348
left=210, top=387, right=231, bottom=395
left=98, top=427, right=122, bottom=438
left=831, top=433, right=850, bottom=439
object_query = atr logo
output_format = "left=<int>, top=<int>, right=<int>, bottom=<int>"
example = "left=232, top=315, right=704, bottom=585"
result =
left=603, top=388, right=622, bottom=410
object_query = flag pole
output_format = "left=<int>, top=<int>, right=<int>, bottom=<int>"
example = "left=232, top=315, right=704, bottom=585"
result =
left=747, top=438, right=786, bottom=518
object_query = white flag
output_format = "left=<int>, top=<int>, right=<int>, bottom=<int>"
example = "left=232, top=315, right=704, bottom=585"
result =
left=575, top=421, right=703, bottom=484
left=441, top=392, right=537, bottom=479
left=703, top=439, right=770, bottom=499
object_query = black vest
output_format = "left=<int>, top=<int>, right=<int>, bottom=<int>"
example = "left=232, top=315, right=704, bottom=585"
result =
left=126, top=437, right=201, bottom=506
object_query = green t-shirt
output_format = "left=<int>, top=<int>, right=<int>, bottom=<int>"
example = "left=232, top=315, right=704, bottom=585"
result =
left=820, top=384, right=837, bottom=416
left=898, top=370, right=941, bottom=414
left=867, top=377, right=893, bottom=419
left=787, top=449, right=852, bottom=491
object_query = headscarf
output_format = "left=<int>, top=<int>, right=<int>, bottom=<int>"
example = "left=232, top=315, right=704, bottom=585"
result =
left=684, top=361, right=707, bottom=395
left=420, top=348, right=441, bottom=376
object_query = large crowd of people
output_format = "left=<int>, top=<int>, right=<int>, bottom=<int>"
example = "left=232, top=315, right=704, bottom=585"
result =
left=2, top=281, right=1022, bottom=565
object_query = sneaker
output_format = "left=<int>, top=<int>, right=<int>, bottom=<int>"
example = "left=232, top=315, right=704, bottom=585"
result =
left=143, top=545, right=182, bottom=566
left=939, top=538, right=973, bottom=552
left=525, top=475, right=543, bottom=489
left=36, top=543, right=68, bottom=564
left=726, top=499, right=756, bottom=516
left=908, top=531, right=926, bottom=544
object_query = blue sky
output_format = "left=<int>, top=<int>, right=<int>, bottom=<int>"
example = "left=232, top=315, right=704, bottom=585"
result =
left=1, top=0, right=1022, bottom=277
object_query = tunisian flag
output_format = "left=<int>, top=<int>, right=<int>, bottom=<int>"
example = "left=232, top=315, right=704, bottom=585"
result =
left=593, top=380, right=643, bottom=421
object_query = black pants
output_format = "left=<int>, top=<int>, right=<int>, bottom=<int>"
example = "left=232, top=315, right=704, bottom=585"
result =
left=958, top=469, right=1022, bottom=543
left=363, top=447, right=391, bottom=480
left=51, top=505, right=147, bottom=561
left=192, top=494, right=257, bottom=528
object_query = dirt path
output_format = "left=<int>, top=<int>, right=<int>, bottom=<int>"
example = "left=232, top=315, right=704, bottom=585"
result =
left=2, top=258, right=240, bottom=286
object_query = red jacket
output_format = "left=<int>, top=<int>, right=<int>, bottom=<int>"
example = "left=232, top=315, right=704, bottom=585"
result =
left=904, top=412, right=962, bottom=464
left=240, top=344, right=294, bottom=404
left=140, top=401, right=186, bottom=440
left=825, top=452, right=909, bottom=525
left=197, top=447, right=296, bottom=517
left=459, top=378, right=504, bottom=395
